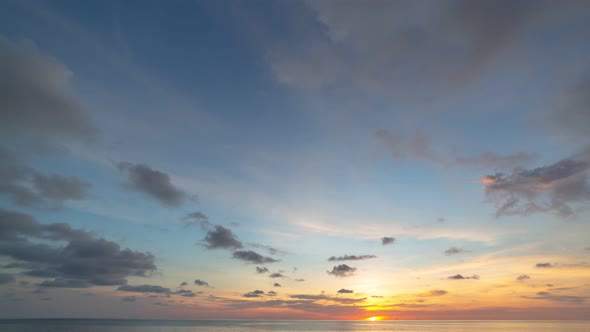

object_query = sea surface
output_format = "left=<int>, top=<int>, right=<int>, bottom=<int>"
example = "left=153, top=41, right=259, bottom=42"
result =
left=0, top=320, right=589, bottom=332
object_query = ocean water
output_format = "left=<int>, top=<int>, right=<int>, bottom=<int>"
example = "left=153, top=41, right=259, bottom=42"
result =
left=0, top=320, right=589, bottom=332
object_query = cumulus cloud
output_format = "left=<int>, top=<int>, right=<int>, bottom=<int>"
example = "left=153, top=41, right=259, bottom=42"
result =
left=202, top=225, right=243, bottom=250
left=443, top=247, right=471, bottom=256
left=536, top=263, right=553, bottom=268
left=269, top=272, right=285, bottom=278
left=481, top=149, right=590, bottom=217
left=0, top=149, right=91, bottom=208
left=517, top=275, right=531, bottom=281
left=256, top=266, right=269, bottom=274
left=0, top=37, right=96, bottom=148
left=327, top=264, right=356, bottom=278
left=175, top=289, right=197, bottom=297
left=182, top=212, right=209, bottom=228
left=381, top=237, right=395, bottom=245
left=0, top=208, right=156, bottom=287
left=116, top=162, right=193, bottom=207
left=117, top=285, right=172, bottom=294
left=194, top=279, right=210, bottom=287
left=243, top=290, right=265, bottom=298
left=448, top=274, right=480, bottom=280
left=0, top=273, right=15, bottom=285
left=337, top=289, right=353, bottom=294
left=233, top=250, right=279, bottom=264
left=273, top=283, right=281, bottom=287
left=328, top=255, right=376, bottom=261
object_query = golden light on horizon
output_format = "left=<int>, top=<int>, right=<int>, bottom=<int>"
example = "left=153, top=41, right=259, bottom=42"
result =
left=368, top=317, right=377, bottom=321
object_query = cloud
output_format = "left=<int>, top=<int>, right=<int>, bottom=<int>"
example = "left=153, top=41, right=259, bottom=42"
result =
left=0, top=148, right=91, bottom=208
left=381, top=237, right=395, bottom=245
left=0, top=37, right=96, bottom=148
left=522, top=291, right=588, bottom=304
left=122, top=296, right=136, bottom=302
left=295, top=279, right=305, bottom=282
left=289, top=294, right=366, bottom=304
left=337, top=289, right=353, bottom=294
left=421, top=289, right=448, bottom=297
left=182, top=212, right=209, bottom=228
left=273, top=283, right=281, bottom=287
left=551, top=77, right=590, bottom=140
left=175, top=289, right=197, bottom=297
left=180, top=281, right=188, bottom=286
left=116, top=162, right=193, bottom=207
left=444, top=247, right=471, bottom=256
left=536, top=263, right=553, bottom=268
left=153, top=301, right=168, bottom=306
left=481, top=148, right=590, bottom=217
left=256, top=267, right=269, bottom=274
left=268, top=290, right=277, bottom=296
left=517, top=275, right=531, bottom=281
left=448, top=274, right=480, bottom=280
left=328, top=254, right=377, bottom=261
left=327, top=264, right=356, bottom=278
left=117, top=284, right=172, bottom=294
left=269, top=272, right=285, bottom=278
left=248, top=243, right=286, bottom=256
left=243, top=290, right=265, bottom=298
left=194, top=279, right=210, bottom=287
left=39, top=279, right=93, bottom=288
left=202, top=225, right=243, bottom=250
left=0, top=208, right=157, bottom=287
left=232, top=250, right=279, bottom=264
left=0, top=273, right=15, bottom=285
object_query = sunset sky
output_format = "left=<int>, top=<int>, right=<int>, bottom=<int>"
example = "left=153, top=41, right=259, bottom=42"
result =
left=1, top=0, right=589, bottom=320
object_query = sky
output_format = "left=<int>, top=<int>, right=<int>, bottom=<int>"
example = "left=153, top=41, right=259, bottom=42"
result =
left=0, top=0, right=589, bottom=321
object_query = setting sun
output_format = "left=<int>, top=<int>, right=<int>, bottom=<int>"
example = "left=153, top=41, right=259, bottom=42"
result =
left=369, top=317, right=377, bottom=321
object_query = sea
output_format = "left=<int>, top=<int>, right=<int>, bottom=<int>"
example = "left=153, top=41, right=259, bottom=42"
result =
left=0, top=320, right=589, bottom=332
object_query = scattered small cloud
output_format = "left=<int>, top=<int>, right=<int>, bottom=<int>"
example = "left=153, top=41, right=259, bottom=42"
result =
left=243, top=290, right=265, bottom=298
left=381, top=237, right=395, bottom=245
left=327, top=264, right=356, bottom=278
left=116, top=162, right=194, bottom=207
left=444, top=247, right=471, bottom=256
left=182, top=212, right=209, bottom=228
left=273, top=283, right=281, bottom=287
left=522, top=291, right=588, bottom=304
left=295, top=279, right=305, bottom=282
left=175, top=289, right=197, bottom=297
left=117, top=284, right=172, bottom=295
left=202, top=225, right=243, bottom=250
left=153, top=302, right=168, bottom=306
left=267, top=291, right=277, bottom=296
left=536, top=263, right=553, bottom=268
left=180, top=282, right=188, bottom=286
left=269, top=273, right=285, bottom=278
left=448, top=274, right=480, bottom=280
left=337, top=289, right=353, bottom=294
left=39, top=279, right=93, bottom=288
left=256, top=267, right=269, bottom=274
left=233, top=250, right=279, bottom=264
left=248, top=243, right=286, bottom=256
left=420, top=289, right=448, bottom=297
left=328, top=255, right=376, bottom=261
left=194, top=279, right=210, bottom=287
left=517, top=275, right=531, bottom=281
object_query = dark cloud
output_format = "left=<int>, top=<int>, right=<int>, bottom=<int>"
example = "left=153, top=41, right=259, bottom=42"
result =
left=117, top=284, right=172, bottom=294
left=522, top=291, right=588, bottom=304
left=448, top=274, right=480, bottom=280
left=273, top=283, right=281, bottom=287
left=243, top=290, right=265, bottom=298
left=122, top=296, right=136, bottom=302
left=517, top=275, right=531, bottom=281
left=269, top=272, right=285, bottom=278
left=337, top=289, right=353, bottom=294
left=232, top=250, right=279, bottom=264
left=327, top=264, right=356, bottom=278
left=116, top=162, right=193, bottom=207
left=202, top=225, right=243, bottom=250
left=267, top=290, right=277, bottom=296
left=180, top=281, right=188, bottom=286
left=0, top=149, right=91, bottom=208
left=289, top=294, right=366, bottom=304
left=536, top=263, right=553, bottom=268
left=328, top=254, right=376, bottom=261
left=182, top=212, right=209, bottom=228
left=0, top=273, right=15, bottom=285
left=248, top=243, right=286, bottom=256
left=481, top=149, right=590, bottom=217
left=0, top=37, right=96, bottom=148
left=194, top=279, right=210, bottom=287
left=256, top=266, right=269, bottom=274
left=175, top=289, right=197, bottom=297
left=0, top=209, right=157, bottom=287
left=381, top=237, right=395, bottom=245
left=39, top=279, right=93, bottom=288
left=443, top=247, right=471, bottom=256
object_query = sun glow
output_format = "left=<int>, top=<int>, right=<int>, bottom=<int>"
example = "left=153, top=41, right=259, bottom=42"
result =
left=368, top=317, right=377, bottom=321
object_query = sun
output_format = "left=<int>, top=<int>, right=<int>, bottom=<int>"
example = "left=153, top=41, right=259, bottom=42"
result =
left=369, top=317, right=378, bottom=321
